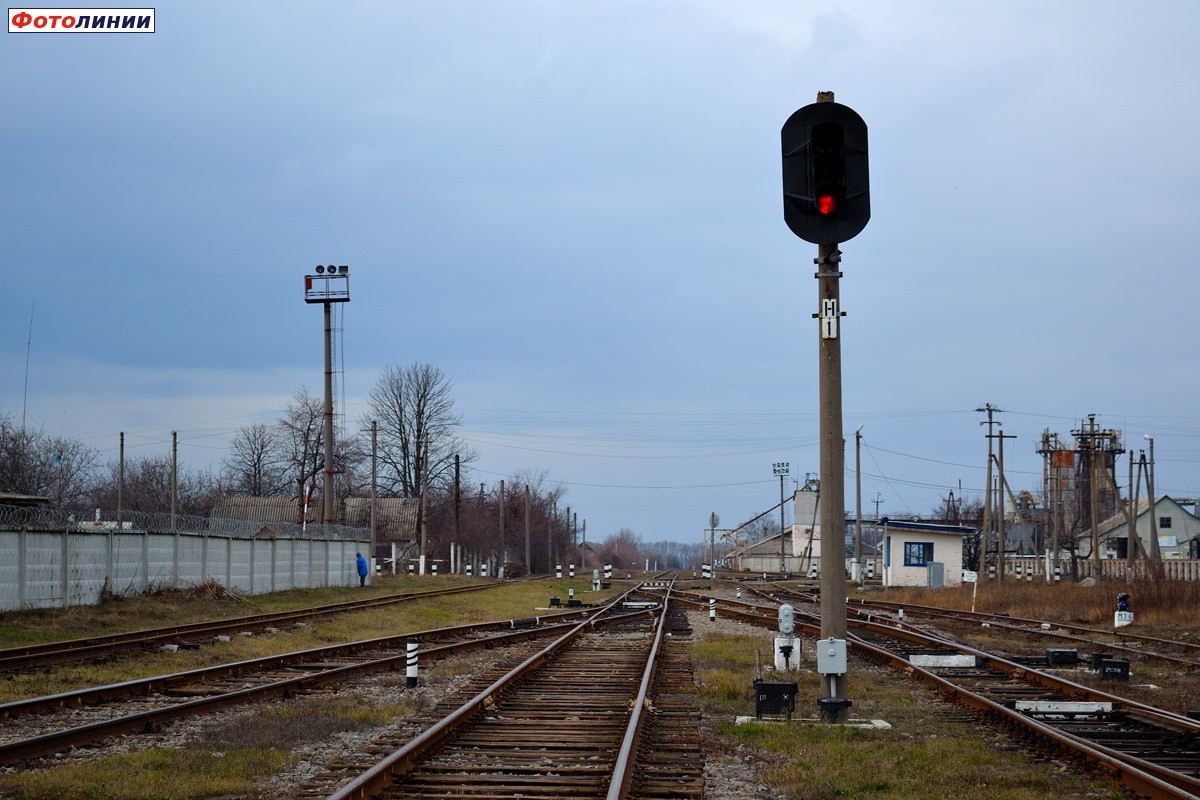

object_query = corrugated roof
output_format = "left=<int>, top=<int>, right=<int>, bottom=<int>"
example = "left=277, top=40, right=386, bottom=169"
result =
left=210, top=496, right=308, bottom=524
left=207, top=495, right=417, bottom=541
left=344, top=497, right=417, bottom=541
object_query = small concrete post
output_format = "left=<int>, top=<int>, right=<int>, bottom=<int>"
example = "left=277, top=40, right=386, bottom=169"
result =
left=406, top=640, right=419, bottom=688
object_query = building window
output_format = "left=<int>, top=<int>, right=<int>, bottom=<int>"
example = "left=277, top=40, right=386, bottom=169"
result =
left=1159, top=516, right=1172, bottom=529
left=904, top=542, right=934, bottom=566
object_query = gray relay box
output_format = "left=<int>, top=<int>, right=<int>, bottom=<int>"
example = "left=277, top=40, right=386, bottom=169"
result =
left=816, top=638, right=847, bottom=675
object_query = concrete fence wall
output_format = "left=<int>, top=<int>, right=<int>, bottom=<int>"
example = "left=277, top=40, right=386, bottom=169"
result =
left=0, top=529, right=370, bottom=611
left=1003, top=556, right=1200, bottom=582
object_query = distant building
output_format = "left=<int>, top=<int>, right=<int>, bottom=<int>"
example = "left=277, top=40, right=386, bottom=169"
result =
left=0, top=493, right=54, bottom=508
left=1094, top=495, right=1200, bottom=560
left=879, top=520, right=971, bottom=588
left=730, top=529, right=802, bottom=574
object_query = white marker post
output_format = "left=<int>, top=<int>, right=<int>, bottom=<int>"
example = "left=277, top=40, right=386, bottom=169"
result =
left=963, top=569, right=978, bottom=613
left=406, top=640, right=419, bottom=688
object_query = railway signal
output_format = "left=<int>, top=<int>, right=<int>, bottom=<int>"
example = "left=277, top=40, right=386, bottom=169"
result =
left=1114, top=592, right=1133, bottom=628
left=780, top=92, right=871, bottom=725
left=781, top=100, right=870, bottom=245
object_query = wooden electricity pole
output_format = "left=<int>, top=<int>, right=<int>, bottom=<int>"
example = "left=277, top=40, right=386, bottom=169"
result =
left=977, top=404, right=1001, bottom=578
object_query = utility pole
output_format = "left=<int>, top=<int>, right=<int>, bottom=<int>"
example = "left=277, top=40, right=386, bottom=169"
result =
left=549, top=500, right=556, bottom=574
left=420, top=431, right=429, bottom=574
left=170, top=430, right=178, bottom=532
left=854, top=427, right=863, bottom=564
left=1128, top=446, right=1136, bottom=574
left=994, top=428, right=1017, bottom=583
left=118, top=431, right=124, bottom=526
left=499, top=479, right=505, bottom=571
left=1144, top=435, right=1161, bottom=562
left=1088, top=415, right=1100, bottom=574
left=872, top=493, right=884, bottom=520
left=977, top=404, right=1001, bottom=578
left=524, top=484, right=531, bottom=574
left=370, top=422, right=378, bottom=557
left=453, top=454, right=461, bottom=566
left=709, top=512, right=720, bottom=575
left=773, top=462, right=790, bottom=573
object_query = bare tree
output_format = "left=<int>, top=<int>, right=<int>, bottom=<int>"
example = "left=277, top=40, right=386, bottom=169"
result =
left=0, top=411, right=99, bottom=506
left=425, top=469, right=567, bottom=575
left=222, top=422, right=290, bottom=497
left=221, top=390, right=365, bottom=515
left=89, top=454, right=219, bottom=516
left=598, top=528, right=644, bottom=570
left=279, top=388, right=326, bottom=501
left=367, top=364, right=478, bottom=498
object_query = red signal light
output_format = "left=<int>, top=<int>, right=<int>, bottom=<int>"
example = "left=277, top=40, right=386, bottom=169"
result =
left=816, top=194, right=837, bottom=215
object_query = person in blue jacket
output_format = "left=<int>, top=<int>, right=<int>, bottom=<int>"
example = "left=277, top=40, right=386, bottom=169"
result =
left=356, top=552, right=368, bottom=587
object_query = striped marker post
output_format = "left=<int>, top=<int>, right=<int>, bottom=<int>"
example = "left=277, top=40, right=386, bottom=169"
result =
left=406, top=640, right=419, bottom=688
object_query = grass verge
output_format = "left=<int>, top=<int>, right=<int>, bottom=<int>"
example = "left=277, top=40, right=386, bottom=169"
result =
left=695, top=624, right=1129, bottom=800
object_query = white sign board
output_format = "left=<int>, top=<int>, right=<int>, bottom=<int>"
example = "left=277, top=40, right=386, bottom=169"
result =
left=962, top=570, right=978, bottom=583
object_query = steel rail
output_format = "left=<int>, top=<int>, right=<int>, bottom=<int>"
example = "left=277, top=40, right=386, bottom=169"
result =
left=327, top=586, right=667, bottom=800
left=733, top=583, right=1200, bottom=671
left=0, top=609, right=597, bottom=720
left=846, top=627, right=1200, bottom=800
left=606, top=585, right=671, bottom=800
left=0, top=607, right=651, bottom=765
left=667, top=592, right=1200, bottom=732
left=0, top=582, right=504, bottom=671
left=841, top=595, right=1200, bottom=668
left=665, top=592, right=1200, bottom=799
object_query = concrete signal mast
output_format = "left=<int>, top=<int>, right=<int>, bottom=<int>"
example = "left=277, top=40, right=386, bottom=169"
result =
left=304, top=265, right=350, bottom=525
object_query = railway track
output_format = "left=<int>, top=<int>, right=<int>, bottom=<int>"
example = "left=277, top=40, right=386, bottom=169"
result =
left=0, top=606, right=627, bottom=765
left=311, top=586, right=702, bottom=800
left=843, top=594, right=1200, bottom=668
left=0, top=582, right=503, bottom=672
left=741, top=583, right=1200, bottom=672
left=660, top=589, right=1200, bottom=800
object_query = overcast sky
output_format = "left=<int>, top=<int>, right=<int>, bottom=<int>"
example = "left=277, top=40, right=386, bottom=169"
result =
left=4, top=2, right=1199, bottom=544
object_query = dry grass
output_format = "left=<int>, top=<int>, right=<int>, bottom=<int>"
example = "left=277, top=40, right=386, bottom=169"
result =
left=877, top=576, right=1200, bottom=629
left=0, top=578, right=615, bottom=799
left=696, top=575, right=1200, bottom=800
left=696, top=626, right=1129, bottom=800
left=0, top=747, right=287, bottom=800
left=0, top=577, right=616, bottom=703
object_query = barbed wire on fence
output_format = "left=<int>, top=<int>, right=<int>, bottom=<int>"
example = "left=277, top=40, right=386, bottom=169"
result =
left=0, top=504, right=367, bottom=541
